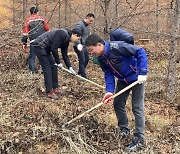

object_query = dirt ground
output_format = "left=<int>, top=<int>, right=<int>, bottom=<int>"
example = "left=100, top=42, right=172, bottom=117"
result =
left=0, top=43, right=180, bottom=154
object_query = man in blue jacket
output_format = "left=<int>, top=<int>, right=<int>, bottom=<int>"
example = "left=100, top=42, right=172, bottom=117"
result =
left=85, top=34, right=148, bottom=152
left=110, top=28, right=134, bottom=44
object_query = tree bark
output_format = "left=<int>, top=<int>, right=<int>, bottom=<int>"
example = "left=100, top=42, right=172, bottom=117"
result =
left=59, top=0, right=61, bottom=28
left=36, top=0, right=39, bottom=9
left=156, top=0, right=160, bottom=42
left=100, top=0, right=110, bottom=39
left=167, top=0, right=180, bottom=103
left=65, top=0, right=68, bottom=27
left=23, top=0, right=27, bottom=20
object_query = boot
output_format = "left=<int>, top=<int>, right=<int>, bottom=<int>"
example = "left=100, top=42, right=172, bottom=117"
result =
left=53, top=88, right=60, bottom=94
left=125, top=136, right=145, bottom=152
left=47, top=90, right=59, bottom=100
left=120, top=127, right=130, bottom=139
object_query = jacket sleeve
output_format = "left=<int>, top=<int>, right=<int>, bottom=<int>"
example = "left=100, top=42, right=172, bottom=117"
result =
left=99, top=59, right=115, bottom=93
left=75, top=22, right=83, bottom=44
left=51, top=31, right=67, bottom=64
left=135, top=48, right=148, bottom=75
left=43, top=18, right=50, bottom=31
left=22, top=19, right=30, bottom=44
left=117, top=43, right=148, bottom=75
left=61, top=44, right=71, bottom=68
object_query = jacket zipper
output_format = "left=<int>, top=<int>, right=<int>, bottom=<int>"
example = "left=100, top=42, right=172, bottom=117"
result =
left=105, top=56, right=129, bottom=85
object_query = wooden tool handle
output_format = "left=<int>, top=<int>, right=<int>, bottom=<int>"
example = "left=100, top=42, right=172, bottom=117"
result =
left=63, top=81, right=139, bottom=127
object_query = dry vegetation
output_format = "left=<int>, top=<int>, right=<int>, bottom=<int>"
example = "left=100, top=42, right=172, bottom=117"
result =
left=0, top=40, right=179, bottom=153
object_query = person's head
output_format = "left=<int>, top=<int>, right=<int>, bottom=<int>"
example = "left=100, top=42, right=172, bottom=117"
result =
left=30, top=7, right=38, bottom=15
left=85, top=34, right=105, bottom=56
left=84, top=13, right=95, bottom=25
left=70, top=28, right=82, bottom=42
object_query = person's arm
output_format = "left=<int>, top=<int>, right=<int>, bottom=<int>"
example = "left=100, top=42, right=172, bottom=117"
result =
left=99, top=59, right=115, bottom=104
left=51, top=30, right=67, bottom=64
left=115, top=43, right=148, bottom=75
left=100, top=60, right=115, bottom=93
left=121, top=45, right=148, bottom=75
left=61, top=44, right=71, bottom=68
left=135, top=48, right=148, bottom=75
left=75, top=22, right=83, bottom=45
left=43, top=18, right=50, bottom=31
left=22, top=19, right=30, bottom=44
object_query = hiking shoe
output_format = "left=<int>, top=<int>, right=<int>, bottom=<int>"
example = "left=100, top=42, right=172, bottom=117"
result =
left=120, top=127, right=130, bottom=139
left=47, top=90, right=59, bottom=100
left=53, top=88, right=60, bottom=94
left=125, top=136, right=145, bottom=152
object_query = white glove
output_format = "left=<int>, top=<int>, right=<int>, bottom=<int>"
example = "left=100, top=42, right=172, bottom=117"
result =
left=69, top=67, right=76, bottom=75
left=138, top=75, right=147, bottom=84
left=57, top=63, right=63, bottom=68
left=77, top=44, right=83, bottom=51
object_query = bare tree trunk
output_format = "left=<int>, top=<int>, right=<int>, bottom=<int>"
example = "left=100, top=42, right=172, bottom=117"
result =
left=36, top=0, right=39, bottom=9
left=45, top=0, right=48, bottom=17
left=65, top=0, right=68, bottom=27
left=59, top=0, right=61, bottom=28
left=23, top=0, right=27, bottom=20
left=93, top=0, right=97, bottom=33
left=167, top=0, right=180, bottom=103
left=100, top=0, right=111, bottom=39
left=156, top=0, right=160, bottom=42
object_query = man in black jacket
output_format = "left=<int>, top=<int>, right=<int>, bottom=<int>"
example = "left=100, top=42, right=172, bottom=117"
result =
left=31, top=28, right=82, bottom=99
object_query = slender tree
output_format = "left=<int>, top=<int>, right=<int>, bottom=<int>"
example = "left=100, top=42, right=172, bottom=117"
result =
left=167, top=0, right=180, bottom=103
left=65, top=0, right=68, bottom=27
left=36, top=0, right=39, bottom=9
left=23, top=0, right=27, bottom=20
left=59, top=0, right=61, bottom=28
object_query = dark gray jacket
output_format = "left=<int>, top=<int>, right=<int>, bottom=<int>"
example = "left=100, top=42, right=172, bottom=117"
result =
left=74, top=20, right=90, bottom=46
left=31, top=29, right=72, bottom=67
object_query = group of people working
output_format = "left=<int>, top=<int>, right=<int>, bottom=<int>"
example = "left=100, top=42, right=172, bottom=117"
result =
left=22, top=6, right=148, bottom=152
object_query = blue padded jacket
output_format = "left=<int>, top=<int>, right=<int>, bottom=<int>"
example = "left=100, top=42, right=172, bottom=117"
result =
left=98, top=41, right=148, bottom=93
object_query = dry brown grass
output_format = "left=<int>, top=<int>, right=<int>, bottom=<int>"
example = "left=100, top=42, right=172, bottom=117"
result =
left=0, top=45, right=179, bottom=153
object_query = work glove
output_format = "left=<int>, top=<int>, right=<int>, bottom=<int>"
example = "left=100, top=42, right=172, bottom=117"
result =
left=77, top=44, right=83, bottom=51
left=69, top=67, right=76, bottom=75
left=57, top=63, right=63, bottom=69
left=138, top=75, right=147, bottom=84
left=102, top=92, right=113, bottom=104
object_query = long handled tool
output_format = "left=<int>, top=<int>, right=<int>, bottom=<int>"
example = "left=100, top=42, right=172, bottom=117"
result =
left=62, top=80, right=139, bottom=128
left=59, top=66, right=105, bottom=89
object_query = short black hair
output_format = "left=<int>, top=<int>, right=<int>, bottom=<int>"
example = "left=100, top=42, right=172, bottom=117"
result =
left=71, top=28, right=82, bottom=37
left=30, top=7, right=38, bottom=14
left=85, top=34, right=104, bottom=47
left=86, top=13, right=95, bottom=19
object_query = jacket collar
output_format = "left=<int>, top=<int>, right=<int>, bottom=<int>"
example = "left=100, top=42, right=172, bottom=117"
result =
left=104, top=41, right=110, bottom=57
left=83, top=20, right=88, bottom=26
left=65, top=28, right=72, bottom=37
left=31, top=13, right=38, bottom=16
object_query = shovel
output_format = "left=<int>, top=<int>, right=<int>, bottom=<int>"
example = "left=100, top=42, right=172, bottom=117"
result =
left=62, top=80, right=139, bottom=129
left=57, top=65, right=105, bottom=89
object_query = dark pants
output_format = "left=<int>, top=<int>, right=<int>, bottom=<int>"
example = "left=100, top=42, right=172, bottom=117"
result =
left=33, top=47, right=58, bottom=93
left=29, top=45, right=36, bottom=72
left=74, top=46, right=89, bottom=78
left=113, top=80, right=145, bottom=139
